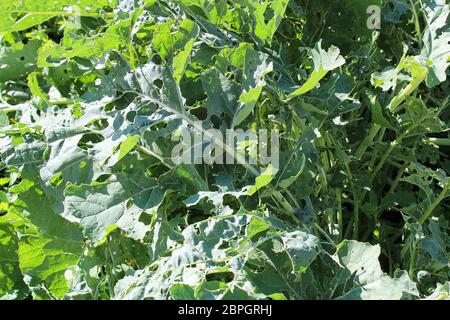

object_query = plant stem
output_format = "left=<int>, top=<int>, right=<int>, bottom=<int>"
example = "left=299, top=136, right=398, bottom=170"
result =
left=341, top=162, right=360, bottom=240
left=418, top=186, right=449, bottom=225
left=389, top=67, right=428, bottom=113
left=409, top=240, right=417, bottom=279
left=352, top=196, right=360, bottom=240
left=409, top=0, right=422, bottom=45
left=136, top=145, right=174, bottom=170
left=272, top=191, right=295, bottom=217
left=354, top=123, right=381, bottom=159
left=336, top=188, right=343, bottom=242
left=314, top=223, right=335, bottom=245
left=425, top=138, right=450, bottom=146
left=285, top=189, right=301, bottom=208
left=372, top=141, right=398, bottom=178
left=389, top=165, right=406, bottom=193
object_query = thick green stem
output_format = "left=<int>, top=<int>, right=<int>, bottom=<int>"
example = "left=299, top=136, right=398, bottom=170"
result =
left=336, top=188, right=343, bottom=242
left=389, top=166, right=406, bottom=193
left=389, top=68, right=428, bottom=113
left=285, top=189, right=301, bottom=209
left=418, top=187, right=449, bottom=225
left=272, top=191, right=295, bottom=217
left=409, top=240, right=417, bottom=279
left=354, top=123, right=381, bottom=159
left=352, top=198, right=360, bottom=240
left=355, top=62, right=427, bottom=161
left=425, top=138, right=450, bottom=146
left=372, top=141, right=398, bottom=178
left=314, top=223, right=335, bottom=245
left=409, top=0, right=422, bottom=45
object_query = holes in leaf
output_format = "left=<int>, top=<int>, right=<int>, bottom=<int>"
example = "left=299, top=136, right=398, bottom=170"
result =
left=96, top=174, right=112, bottom=183
left=126, top=200, right=133, bottom=209
left=210, top=115, right=221, bottom=128
left=180, top=78, right=207, bottom=106
left=149, top=264, right=159, bottom=272
left=139, top=212, right=152, bottom=225
left=410, top=42, right=419, bottom=50
left=226, top=66, right=238, bottom=81
left=46, top=28, right=63, bottom=44
left=78, top=130, right=104, bottom=149
left=126, top=111, right=137, bottom=122
left=94, top=118, right=109, bottom=130
left=245, top=261, right=265, bottom=273
left=151, top=54, right=163, bottom=65
left=49, top=172, right=64, bottom=187
left=97, top=267, right=105, bottom=278
left=128, top=259, right=138, bottom=270
left=205, top=271, right=234, bottom=283
left=153, top=79, right=163, bottom=90
left=218, top=241, right=229, bottom=250
left=264, top=8, right=275, bottom=24
left=190, top=107, right=207, bottom=121
left=380, top=209, right=404, bottom=227
left=193, top=226, right=201, bottom=236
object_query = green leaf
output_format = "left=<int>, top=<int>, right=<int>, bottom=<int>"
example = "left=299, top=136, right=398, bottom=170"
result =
left=64, top=173, right=164, bottom=241
left=1, top=0, right=449, bottom=301
left=282, top=230, right=321, bottom=272
left=247, top=164, right=274, bottom=196
left=334, top=241, right=417, bottom=300
left=0, top=0, right=117, bottom=33
left=18, top=231, right=82, bottom=299
left=200, top=68, right=240, bottom=119
left=0, top=214, right=29, bottom=300
left=152, top=18, right=199, bottom=61
left=369, top=95, right=395, bottom=129
left=173, top=38, right=196, bottom=84
left=12, top=184, right=84, bottom=299
left=418, top=0, right=450, bottom=87
left=0, top=111, right=9, bottom=128
left=38, top=20, right=128, bottom=67
left=217, top=43, right=272, bottom=127
left=118, top=135, right=140, bottom=161
left=243, top=0, right=289, bottom=44
left=286, top=41, right=345, bottom=101
left=276, top=154, right=306, bottom=189
left=421, top=220, right=450, bottom=267
left=0, top=40, right=40, bottom=82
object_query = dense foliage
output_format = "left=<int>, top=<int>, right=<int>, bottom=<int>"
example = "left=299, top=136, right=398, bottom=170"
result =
left=0, top=0, right=449, bottom=300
